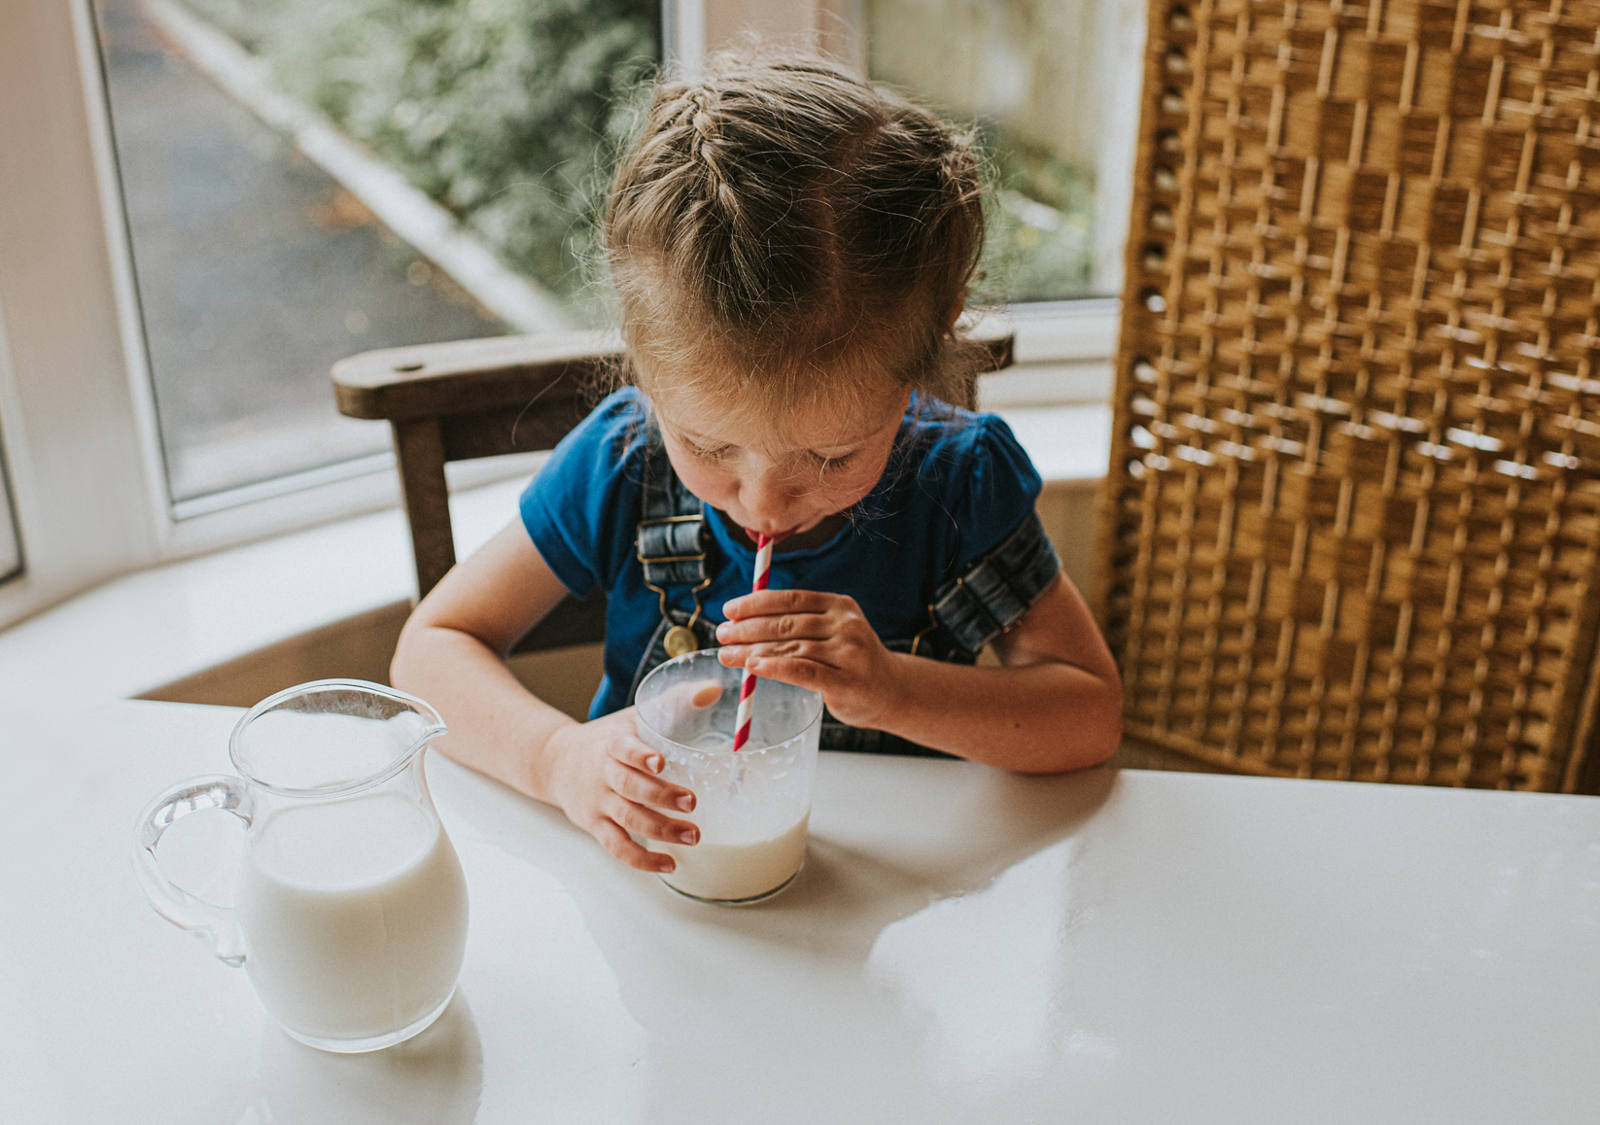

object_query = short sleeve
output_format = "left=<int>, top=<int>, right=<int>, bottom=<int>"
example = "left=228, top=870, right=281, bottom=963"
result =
left=936, top=413, right=1045, bottom=575
left=518, top=388, right=647, bottom=597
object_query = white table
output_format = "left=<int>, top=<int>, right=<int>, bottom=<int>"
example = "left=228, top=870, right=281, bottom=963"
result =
left=4, top=700, right=1599, bottom=1123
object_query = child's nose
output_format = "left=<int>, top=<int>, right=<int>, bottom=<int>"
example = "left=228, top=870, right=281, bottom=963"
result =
left=740, top=468, right=802, bottom=525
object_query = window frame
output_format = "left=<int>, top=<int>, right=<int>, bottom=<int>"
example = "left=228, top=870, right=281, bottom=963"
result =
left=0, top=0, right=1127, bottom=630
left=0, top=0, right=162, bottom=626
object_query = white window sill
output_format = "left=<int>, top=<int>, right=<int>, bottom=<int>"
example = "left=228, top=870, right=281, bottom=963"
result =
left=0, top=403, right=1110, bottom=712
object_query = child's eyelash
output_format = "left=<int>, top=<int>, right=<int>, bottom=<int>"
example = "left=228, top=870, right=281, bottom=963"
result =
left=810, top=451, right=855, bottom=472
left=688, top=441, right=732, bottom=461
left=680, top=436, right=854, bottom=471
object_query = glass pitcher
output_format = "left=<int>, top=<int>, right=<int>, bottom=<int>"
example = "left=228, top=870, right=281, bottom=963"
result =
left=134, top=679, right=470, bottom=1053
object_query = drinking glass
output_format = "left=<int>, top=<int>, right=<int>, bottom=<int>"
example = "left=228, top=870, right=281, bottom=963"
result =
left=634, top=651, right=823, bottom=904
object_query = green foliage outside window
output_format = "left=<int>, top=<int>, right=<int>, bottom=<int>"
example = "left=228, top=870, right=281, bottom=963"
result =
left=184, top=0, right=659, bottom=323
left=181, top=0, right=1094, bottom=316
left=979, top=128, right=1097, bottom=303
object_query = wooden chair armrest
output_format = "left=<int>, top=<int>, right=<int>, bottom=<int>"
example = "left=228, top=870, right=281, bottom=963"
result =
left=332, top=330, right=625, bottom=422
left=333, top=314, right=1013, bottom=424
left=961, top=311, right=1015, bottom=375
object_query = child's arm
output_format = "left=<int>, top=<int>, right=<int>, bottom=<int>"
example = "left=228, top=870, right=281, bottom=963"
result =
left=391, top=520, right=700, bottom=872
left=714, top=571, right=1122, bottom=772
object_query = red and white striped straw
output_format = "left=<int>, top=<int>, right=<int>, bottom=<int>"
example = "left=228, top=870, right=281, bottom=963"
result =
left=732, top=532, right=775, bottom=752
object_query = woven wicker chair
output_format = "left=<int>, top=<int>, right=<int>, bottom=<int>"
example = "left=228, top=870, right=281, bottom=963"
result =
left=1099, top=0, right=1600, bottom=791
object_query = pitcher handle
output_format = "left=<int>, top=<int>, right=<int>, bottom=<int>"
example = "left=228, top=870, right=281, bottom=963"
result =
left=133, top=775, right=253, bottom=967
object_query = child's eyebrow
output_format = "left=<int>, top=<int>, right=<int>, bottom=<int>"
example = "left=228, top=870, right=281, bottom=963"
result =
left=657, top=417, right=719, bottom=444
left=810, top=415, right=900, bottom=452
left=668, top=422, right=873, bottom=456
left=663, top=404, right=899, bottom=455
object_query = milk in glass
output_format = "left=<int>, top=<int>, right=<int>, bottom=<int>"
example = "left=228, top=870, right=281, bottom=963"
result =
left=662, top=811, right=810, bottom=902
left=636, top=653, right=822, bottom=904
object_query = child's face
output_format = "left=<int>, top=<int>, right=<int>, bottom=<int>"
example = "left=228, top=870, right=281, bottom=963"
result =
left=651, top=381, right=911, bottom=538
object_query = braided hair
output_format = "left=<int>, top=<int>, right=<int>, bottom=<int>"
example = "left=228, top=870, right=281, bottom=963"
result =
left=605, top=48, right=987, bottom=413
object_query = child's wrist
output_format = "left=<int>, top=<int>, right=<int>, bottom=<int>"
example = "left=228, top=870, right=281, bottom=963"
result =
left=529, top=718, right=582, bottom=807
left=871, top=650, right=920, bottom=734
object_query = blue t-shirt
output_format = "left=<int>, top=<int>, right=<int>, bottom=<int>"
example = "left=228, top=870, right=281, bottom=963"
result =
left=520, top=387, right=1043, bottom=718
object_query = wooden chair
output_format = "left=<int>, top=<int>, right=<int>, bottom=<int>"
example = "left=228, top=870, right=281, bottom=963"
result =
left=334, top=330, right=619, bottom=652
left=1098, top=0, right=1600, bottom=791
left=334, top=322, right=1015, bottom=655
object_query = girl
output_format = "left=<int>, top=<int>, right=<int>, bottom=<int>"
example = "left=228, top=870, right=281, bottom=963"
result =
left=391, top=49, right=1122, bottom=876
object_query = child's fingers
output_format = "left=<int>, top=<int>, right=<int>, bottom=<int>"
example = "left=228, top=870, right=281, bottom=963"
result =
left=601, top=791, right=701, bottom=847
left=715, top=613, right=834, bottom=645
left=589, top=818, right=676, bottom=874
left=748, top=656, right=885, bottom=729
left=747, top=657, right=827, bottom=694
left=735, top=653, right=836, bottom=693
left=720, top=641, right=843, bottom=670
left=724, top=588, right=837, bottom=619
left=631, top=682, right=724, bottom=737
left=612, top=738, right=665, bottom=777
left=644, top=680, right=725, bottom=709
left=605, top=755, right=697, bottom=813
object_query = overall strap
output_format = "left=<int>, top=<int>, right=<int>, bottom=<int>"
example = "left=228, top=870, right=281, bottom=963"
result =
left=627, top=436, right=718, bottom=700
left=635, top=438, right=707, bottom=588
left=926, top=510, right=1063, bottom=655
left=826, top=511, right=1062, bottom=759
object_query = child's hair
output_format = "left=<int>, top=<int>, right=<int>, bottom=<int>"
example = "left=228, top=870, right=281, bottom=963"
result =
left=604, top=46, right=988, bottom=417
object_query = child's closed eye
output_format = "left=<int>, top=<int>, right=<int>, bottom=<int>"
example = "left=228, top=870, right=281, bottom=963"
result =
left=808, top=450, right=856, bottom=473
left=687, top=440, right=733, bottom=463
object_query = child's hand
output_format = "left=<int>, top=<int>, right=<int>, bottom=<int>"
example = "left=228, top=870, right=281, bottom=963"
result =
left=715, top=589, right=902, bottom=729
left=545, top=708, right=700, bottom=874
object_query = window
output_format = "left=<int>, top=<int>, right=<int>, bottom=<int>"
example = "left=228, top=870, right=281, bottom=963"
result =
left=91, top=0, right=661, bottom=514
left=861, top=0, right=1143, bottom=306
left=839, top=0, right=1144, bottom=409
left=0, top=0, right=1129, bottom=628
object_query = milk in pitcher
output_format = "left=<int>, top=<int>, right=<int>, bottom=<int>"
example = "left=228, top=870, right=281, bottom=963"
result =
left=237, top=791, right=468, bottom=1045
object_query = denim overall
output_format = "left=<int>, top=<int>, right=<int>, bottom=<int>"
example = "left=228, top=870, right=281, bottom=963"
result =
left=624, top=438, right=1062, bottom=756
